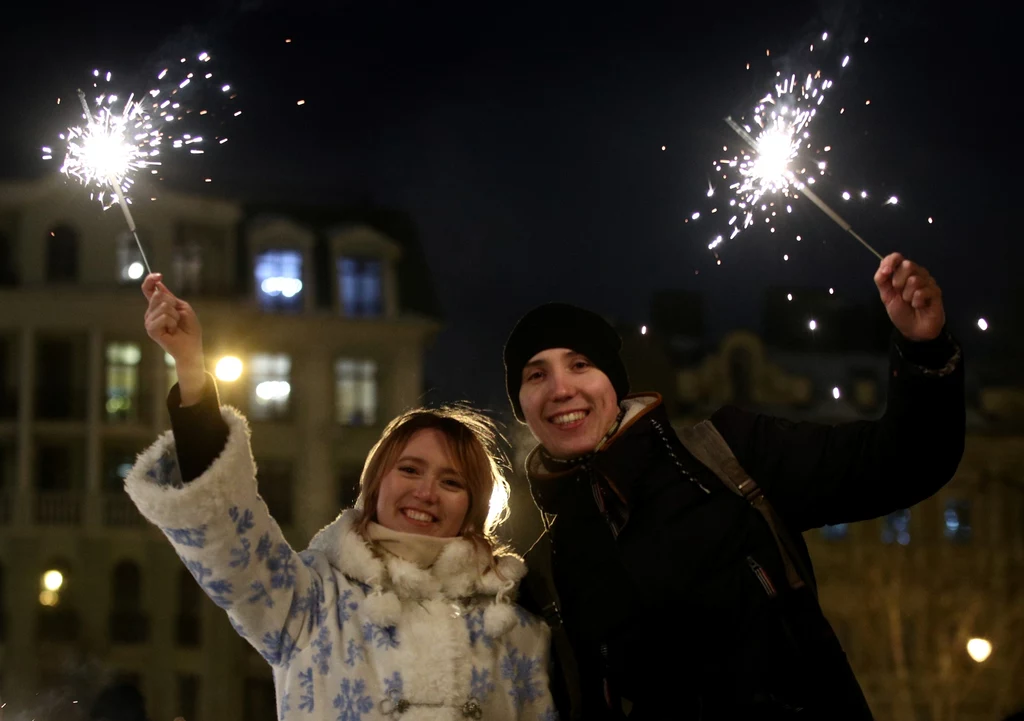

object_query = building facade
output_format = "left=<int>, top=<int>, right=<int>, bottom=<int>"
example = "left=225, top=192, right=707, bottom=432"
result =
left=617, top=309, right=1024, bottom=721
left=0, top=176, right=440, bottom=721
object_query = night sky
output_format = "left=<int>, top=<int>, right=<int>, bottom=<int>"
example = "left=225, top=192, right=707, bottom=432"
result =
left=1, top=0, right=1015, bottom=411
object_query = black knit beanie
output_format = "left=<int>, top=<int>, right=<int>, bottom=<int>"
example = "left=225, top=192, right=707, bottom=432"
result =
left=504, top=303, right=630, bottom=422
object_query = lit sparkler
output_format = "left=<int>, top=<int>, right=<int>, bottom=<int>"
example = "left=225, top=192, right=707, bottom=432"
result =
left=63, top=89, right=157, bottom=273
left=45, top=54, right=237, bottom=275
left=698, top=37, right=883, bottom=260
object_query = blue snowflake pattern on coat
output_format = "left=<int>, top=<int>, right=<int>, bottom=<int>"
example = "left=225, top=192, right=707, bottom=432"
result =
left=146, top=453, right=180, bottom=486
left=299, top=667, right=315, bottom=712
left=362, top=622, right=399, bottom=650
left=227, top=506, right=256, bottom=569
left=229, top=615, right=248, bottom=639
left=260, top=628, right=299, bottom=667
left=229, top=505, right=255, bottom=534
left=333, top=678, right=374, bottom=721
left=255, top=531, right=273, bottom=561
left=464, top=607, right=493, bottom=648
left=280, top=692, right=291, bottom=717
left=383, top=670, right=403, bottom=696
left=268, top=543, right=299, bottom=589
left=470, top=667, right=495, bottom=703
left=247, top=580, right=274, bottom=608
left=501, top=647, right=543, bottom=711
left=184, top=559, right=233, bottom=608
left=344, top=638, right=365, bottom=667
left=289, top=579, right=328, bottom=634
left=162, top=525, right=208, bottom=548
left=335, top=588, right=359, bottom=628
left=311, top=626, right=333, bottom=676
left=229, top=536, right=252, bottom=569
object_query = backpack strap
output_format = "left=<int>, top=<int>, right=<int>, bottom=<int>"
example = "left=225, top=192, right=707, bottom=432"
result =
left=678, top=420, right=815, bottom=596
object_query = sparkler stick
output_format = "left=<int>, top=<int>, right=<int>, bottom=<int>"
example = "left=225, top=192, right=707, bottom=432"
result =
left=723, top=116, right=883, bottom=260
left=75, top=90, right=153, bottom=275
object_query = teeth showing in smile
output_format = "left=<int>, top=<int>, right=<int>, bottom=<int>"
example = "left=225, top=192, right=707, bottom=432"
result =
left=552, top=410, right=587, bottom=426
left=403, top=509, right=434, bottom=523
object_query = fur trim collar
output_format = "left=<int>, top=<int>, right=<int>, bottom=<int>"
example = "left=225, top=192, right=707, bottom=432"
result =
left=308, top=510, right=525, bottom=629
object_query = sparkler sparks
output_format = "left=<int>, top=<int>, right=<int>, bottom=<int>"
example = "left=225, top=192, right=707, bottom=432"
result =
left=694, top=31, right=884, bottom=261
left=46, top=53, right=238, bottom=209
left=44, top=53, right=239, bottom=274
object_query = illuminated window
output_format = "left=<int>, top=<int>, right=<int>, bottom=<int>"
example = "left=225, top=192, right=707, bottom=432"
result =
left=105, top=342, right=142, bottom=423
left=335, top=359, right=377, bottom=426
left=116, top=232, right=146, bottom=284
left=338, top=257, right=383, bottom=317
left=821, top=523, right=849, bottom=541
left=881, top=509, right=911, bottom=545
left=255, top=250, right=303, bottom=312
left=249, top=354, right=291, bottom=421
left=944, top=499, right=973, bottom=544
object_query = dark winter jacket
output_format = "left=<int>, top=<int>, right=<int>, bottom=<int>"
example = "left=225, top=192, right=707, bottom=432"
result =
left=519, top=329, right=965, bottom=720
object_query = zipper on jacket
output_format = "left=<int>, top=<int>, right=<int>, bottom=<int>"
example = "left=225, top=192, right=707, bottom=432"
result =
left=747, top=556, right=777, bottom=598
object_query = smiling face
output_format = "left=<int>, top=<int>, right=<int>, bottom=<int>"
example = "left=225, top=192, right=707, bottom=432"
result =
left=374, top=427, right=470, bottom=537
left=519, top=347, right=620, bottom=459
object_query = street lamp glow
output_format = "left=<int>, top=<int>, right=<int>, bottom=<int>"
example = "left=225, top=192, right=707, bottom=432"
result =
left=809, top=319, right=818, bottom=331
left=832, top=386, right=841, bottom=400
left=977, top=318, right=989, bottom=331
left=215, top=356, right=243, bottom=382
left=640, top=325, right=648, bottom=335
left=967, top=638, right=992, bottom=663
left=42, top=570, right=64, bottom=592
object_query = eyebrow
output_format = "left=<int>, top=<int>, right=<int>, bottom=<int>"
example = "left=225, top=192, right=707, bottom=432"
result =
left=396, top=455, right=462, bottom=477
left=523, top=350, right=586, bottom=369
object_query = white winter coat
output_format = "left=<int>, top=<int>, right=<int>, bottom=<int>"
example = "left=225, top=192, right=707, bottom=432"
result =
left=125, top=406, right=557, bottom=721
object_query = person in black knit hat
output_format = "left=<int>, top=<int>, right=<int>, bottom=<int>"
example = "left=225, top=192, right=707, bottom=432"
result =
left=506, top=253, right=966, bottom=720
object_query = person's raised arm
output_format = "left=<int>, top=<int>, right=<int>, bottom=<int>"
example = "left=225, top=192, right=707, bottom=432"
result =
left=713, top=253, right=965, bottom=531
left=128, top=273, right=330, bottom=668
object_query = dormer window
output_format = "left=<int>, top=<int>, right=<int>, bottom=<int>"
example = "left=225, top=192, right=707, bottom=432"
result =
left=248, top=216, right=314, bottom=313
left=329, top=225, right=401, bottom=319
left=255, top=250, right=304, bottom=313
left=338, top=257, right=383, bottom=317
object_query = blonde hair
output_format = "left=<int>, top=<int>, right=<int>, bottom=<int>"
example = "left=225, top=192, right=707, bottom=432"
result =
left=354, top=405, right=511, bottom=558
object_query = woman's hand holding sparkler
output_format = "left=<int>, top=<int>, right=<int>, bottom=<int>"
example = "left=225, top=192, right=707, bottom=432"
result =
left=874, top=253, right=946, bottom=342
left=142, top=273, right=207, bottom=405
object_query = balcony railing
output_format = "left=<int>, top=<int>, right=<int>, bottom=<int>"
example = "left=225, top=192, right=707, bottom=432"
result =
left=103, top=493, right=147, bottom=528
left=35, top=490, right=83, bottom=525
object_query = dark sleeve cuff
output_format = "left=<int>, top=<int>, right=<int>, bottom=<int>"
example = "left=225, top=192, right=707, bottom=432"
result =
left=167, top=373, right=231, bottom=483
left=892, top=327, right=962, bottom=376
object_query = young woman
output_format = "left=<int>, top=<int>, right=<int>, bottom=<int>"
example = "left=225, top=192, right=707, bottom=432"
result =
left=125, top=273, right=556, bottom=720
